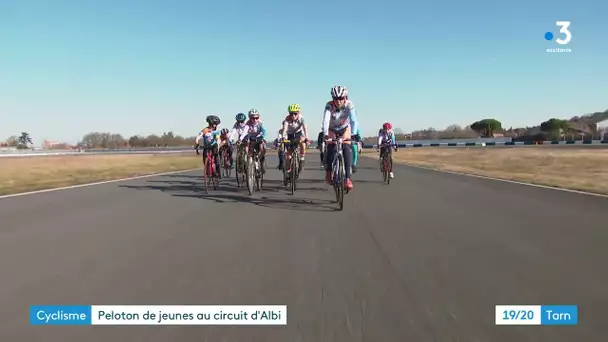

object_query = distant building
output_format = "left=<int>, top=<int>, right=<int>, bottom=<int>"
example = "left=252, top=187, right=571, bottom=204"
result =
left=43, top=140, right=74, bottom=150
left=43, top=140, right=59, bottom=149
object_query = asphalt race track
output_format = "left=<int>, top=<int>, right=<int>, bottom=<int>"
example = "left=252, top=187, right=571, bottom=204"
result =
left=1, top=152, right=607, bottom=341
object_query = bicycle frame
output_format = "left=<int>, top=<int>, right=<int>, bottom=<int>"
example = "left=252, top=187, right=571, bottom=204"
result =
left=380, top=143, right=394, bottom=184
left=203, top=147, right=219, bottom=193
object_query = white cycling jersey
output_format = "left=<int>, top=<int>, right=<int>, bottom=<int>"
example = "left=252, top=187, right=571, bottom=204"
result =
left=321, top=100, right=359, bottom=136
left=282, top=115, right=307, bottom=137
left=229, top=122, right=248, bottom=143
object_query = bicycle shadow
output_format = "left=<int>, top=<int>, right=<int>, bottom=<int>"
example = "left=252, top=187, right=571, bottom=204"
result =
left=119, top=178, right=336, bottom=212
left=173, top=192, right=339, bottom=212
left=158, top=173, right=328, bottom=192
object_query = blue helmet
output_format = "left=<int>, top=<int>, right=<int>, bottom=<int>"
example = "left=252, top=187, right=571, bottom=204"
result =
left=235, top=113, right=247, bottom=123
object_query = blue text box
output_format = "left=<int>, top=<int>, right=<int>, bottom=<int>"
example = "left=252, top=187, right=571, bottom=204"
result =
left=30, top=305, right=92, bottom=325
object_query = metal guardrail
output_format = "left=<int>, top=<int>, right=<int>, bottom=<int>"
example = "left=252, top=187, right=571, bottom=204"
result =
left=362, top=140, right=608, bottom=148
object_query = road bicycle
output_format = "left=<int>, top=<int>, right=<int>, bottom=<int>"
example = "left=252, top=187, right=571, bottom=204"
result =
left=219, top=144, right=232, bottom=179
left=379, top=142, right=397, bottom=184
left=245, top=137, right=265, bottom=195
left=234, top=142, right=246, bottom=188
left=282, top=138, right=304, bottom=195
left=198, top=146, right=219, bottom=194
left=325, top=136, right=351, bottom=211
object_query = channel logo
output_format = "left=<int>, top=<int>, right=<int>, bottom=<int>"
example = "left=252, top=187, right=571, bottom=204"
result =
left=544, top=21, right=572, bottom=53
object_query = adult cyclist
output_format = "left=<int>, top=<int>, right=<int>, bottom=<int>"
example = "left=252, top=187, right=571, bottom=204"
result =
left=195, top=115, right=222, bottom=175
left=377, top=122, right=398, bottom=179
left=321, top=85, right=360, bottom=190
left=281, top=103, right=309, bottom=173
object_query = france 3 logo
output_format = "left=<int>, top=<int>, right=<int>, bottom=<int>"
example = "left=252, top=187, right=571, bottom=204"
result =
left=544, top=21, right=572, bottom=53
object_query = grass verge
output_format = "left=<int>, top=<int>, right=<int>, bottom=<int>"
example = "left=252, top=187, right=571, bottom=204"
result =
left=0, top=153, right=201, bottom=196
left=361, top=148, right=608, bottom=195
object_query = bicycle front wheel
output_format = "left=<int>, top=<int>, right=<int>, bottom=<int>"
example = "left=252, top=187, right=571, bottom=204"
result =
left=235, top=153, right=241, bottom=188
left=203, top=157, right=211, bottom=194
left=246, top=155, right=254, bottom=195
left=383, top=156, right=389, bottom=183
left=290, top=152, right=297, bottom=195
left=256, top=155, right=262, bottom=191
left=336, top=153, right=344, bottom=210
left=223, top=151, right=231, bottom=178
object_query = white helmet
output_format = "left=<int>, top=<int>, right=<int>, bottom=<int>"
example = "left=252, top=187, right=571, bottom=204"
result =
left=248, top=108, right=260, bottom=118
left=330, top=85, right=348, bottom=99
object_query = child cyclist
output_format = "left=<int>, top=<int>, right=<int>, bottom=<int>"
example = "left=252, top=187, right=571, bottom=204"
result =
left=281, top=103, right=309, bottom=173
left=228, top=112, right=249, bottom=173
left=195, top=115, right=222, bottom=174
left=239, top=109, right=268, bottom=173
left=377, top=122, right=398, bottom=179
left=217, top=128, right=233, bottom=169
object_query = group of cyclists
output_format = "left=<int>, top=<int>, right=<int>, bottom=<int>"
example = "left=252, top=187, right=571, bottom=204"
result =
left=194, top=85, right=399, bottom=191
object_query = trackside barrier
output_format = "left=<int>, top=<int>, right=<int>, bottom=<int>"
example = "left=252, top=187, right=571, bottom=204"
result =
left=362, top=140, right=608, bottom=149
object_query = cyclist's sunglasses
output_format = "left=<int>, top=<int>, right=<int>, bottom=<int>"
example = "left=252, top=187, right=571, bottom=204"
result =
left=289, top=111, right=299, bottom=115
left=333, top=97, right=346, bottom=101
left=250, top=116, right=260, bottom=120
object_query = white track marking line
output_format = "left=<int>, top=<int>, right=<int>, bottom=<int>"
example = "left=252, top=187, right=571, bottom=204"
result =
left=0, top=168, right=200, bottom=200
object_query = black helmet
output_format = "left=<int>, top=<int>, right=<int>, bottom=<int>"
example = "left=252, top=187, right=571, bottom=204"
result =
left=206, top=115, right=220, bottom=125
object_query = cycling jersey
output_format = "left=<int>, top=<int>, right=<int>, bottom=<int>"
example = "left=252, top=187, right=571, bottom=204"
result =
left=196, top=127, right=221, bottom=147
left=282, top=115, right=307, bottom=137
left=377, top=129, right=396, bottom=146
left=229, top=122, right=248, bottom=143
left=239, top=119, right=267, bottom=142
left=321, top=100, right=359, bottom=136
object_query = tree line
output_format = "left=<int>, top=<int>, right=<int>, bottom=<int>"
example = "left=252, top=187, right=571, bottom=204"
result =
left=0, top=131, right=197, bottom=149
left=361, top=109, right=608, bottom=143
left=78, top=131, right=197, bottom=149
left=0, top=132, right=33, bottom=149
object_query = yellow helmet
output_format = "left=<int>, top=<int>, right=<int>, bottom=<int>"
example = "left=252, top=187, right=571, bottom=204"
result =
left=287, top=103, right=301, bottom=113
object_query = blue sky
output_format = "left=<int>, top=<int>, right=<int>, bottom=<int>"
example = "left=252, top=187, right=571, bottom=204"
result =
left=1, top=0, right=606, bottom=144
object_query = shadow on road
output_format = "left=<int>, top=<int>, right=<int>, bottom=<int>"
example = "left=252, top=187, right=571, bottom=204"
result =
left=172, top=192, right=339, bottom=212
left=118, top=176, right=339, bottom=212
